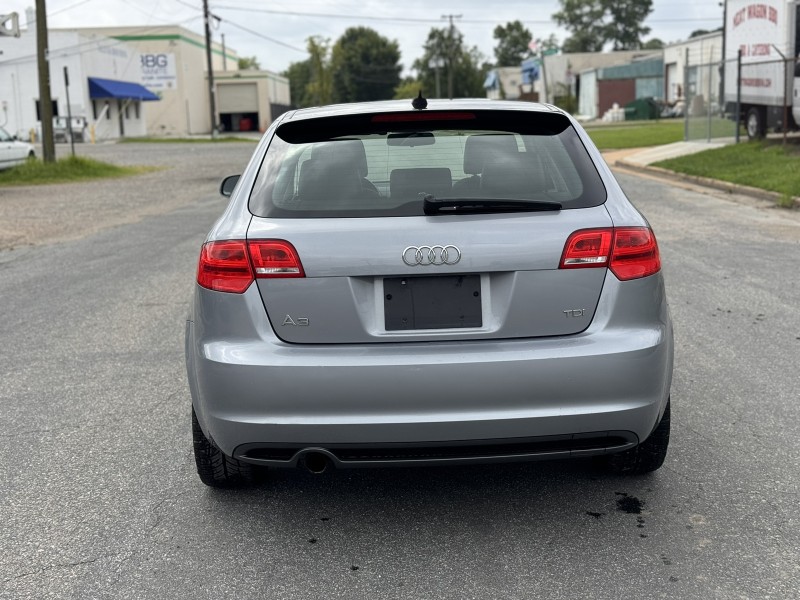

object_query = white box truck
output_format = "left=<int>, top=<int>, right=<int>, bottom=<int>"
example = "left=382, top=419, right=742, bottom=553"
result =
left=723, top=0, right=800, bottom=138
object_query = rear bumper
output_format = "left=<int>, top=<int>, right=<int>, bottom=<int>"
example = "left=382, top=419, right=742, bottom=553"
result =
left=234, top=431, right=639, bottom=469
left=186, top=273, right=673, bottom=460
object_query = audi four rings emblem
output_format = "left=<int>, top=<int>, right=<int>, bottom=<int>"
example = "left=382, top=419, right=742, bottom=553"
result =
left=402, top=245, right=462, bottom=266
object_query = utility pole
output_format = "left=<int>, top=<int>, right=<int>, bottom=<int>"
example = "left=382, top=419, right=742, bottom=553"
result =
left=35, top=0, right=55, bottom=162
left=441, top=14, right=461, bottom=99
left=203, top=0, right=217, bottom=138
left=221, top=33, right=227, bottom=71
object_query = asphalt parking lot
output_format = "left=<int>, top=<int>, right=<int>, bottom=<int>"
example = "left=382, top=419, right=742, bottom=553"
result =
left=1, top=141, right=799, bottom=599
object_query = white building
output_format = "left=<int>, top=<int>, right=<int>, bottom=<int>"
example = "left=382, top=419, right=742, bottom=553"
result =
left=0, top=10, right=157, bottom=141
left=663, top=32, right=723, bottom=103
left=0, top=14, right=291, bottom=141
left=484, top=67, right=527, bottom=100
left=72, top=25, right=291, bottom=136
left=538, top=50, right=661, bottom=105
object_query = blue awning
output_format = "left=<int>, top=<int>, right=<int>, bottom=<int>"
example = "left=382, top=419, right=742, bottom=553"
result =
left=521, top=58, right=540, bottom=84
left=88, top=77, right=159, bottom=101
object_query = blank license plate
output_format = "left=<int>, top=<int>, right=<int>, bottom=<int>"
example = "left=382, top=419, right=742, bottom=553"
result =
left=384, top=275, right=482, bottom=331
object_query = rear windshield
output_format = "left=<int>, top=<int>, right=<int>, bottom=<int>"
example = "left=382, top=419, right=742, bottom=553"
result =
left=249, top=110, right=606, bottom=218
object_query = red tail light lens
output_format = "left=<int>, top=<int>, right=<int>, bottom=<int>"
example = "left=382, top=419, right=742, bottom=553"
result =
left=609, top=227, right=661, bottom=280
left=197, top=241, right=253, bottom=293
left=560, top=229, right=613, bottom=268
left=248, top=240, right=305, bottom=278
left=197, top=239, right=305, bottom=293
left=560, top=227, right=660, bottom=281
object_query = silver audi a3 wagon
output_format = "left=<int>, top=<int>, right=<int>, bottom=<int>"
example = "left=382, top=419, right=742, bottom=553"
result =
left=185, top=98, right=673, bottom=487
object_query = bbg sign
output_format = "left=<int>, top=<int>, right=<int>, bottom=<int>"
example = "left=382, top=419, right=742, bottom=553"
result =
left=140, top=53, right=177, bottom=90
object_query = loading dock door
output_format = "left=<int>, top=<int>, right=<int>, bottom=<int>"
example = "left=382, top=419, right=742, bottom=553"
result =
left=217, top=83, right=258, bottom=113
left=217, top=83, right=259, bottom=132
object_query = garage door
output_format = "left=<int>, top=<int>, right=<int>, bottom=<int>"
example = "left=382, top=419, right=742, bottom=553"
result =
left=217, top=83, right=258, bottom=113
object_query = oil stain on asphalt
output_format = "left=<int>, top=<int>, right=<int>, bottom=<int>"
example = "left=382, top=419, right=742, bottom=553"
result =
left=615, top=492, right=644, bottom=514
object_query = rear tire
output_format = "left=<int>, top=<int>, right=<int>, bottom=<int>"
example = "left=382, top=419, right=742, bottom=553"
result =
left=745, top=107, right=765, bottom=140
left=192, top=407, right=257, bottom=487
left=606, top=400, right=670, bottom=474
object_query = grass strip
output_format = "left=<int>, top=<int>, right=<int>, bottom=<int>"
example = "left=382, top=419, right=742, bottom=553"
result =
left=654, top=140, right=800, bottom=198
left=0, top=156, right=157, bottom=187
left=585, top=121, right=684, bottom=150
left=119, top=136, right=256, bottom=143
left=585, top=118, right=743, bottom=150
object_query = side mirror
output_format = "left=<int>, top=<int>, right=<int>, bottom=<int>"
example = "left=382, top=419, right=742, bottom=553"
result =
left=219, top=174, right=241, bottom=197
left=12, top=134, right=18, bottom=141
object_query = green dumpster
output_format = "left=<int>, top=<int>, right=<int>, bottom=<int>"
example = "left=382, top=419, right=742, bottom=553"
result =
left=624, top=98, right=659, bottom=121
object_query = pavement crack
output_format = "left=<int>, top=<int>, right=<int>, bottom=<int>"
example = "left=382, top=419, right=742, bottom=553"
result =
left=147, top=489, right=190, bottom=529
left=4, top=551, right=133, bottom=583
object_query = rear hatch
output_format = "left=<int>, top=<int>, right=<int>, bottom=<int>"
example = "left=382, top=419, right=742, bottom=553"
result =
left=246, top=106, right=611, bottom=344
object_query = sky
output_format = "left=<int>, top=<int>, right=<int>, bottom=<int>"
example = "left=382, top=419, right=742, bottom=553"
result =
left=3, top=0, right=724, bottom=74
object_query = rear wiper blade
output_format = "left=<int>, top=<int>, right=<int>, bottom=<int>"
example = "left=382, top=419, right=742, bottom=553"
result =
left=423, top=195, right=562, bottom=215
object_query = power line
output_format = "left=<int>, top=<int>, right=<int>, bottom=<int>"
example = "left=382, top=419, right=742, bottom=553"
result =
left=220, top=17, right=306, bottom=53
left=0, top=15, right=202, bottom=66
left=167, top=0, right=307, bottom=53
left=211, top=4, right=722, bottom=25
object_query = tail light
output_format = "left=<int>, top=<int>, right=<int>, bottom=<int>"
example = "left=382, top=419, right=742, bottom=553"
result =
left=248, top=240, right=305, bottom=278
left=197, top=240, right=304, bottom=293
left=560, top=227, right=660, bottom=281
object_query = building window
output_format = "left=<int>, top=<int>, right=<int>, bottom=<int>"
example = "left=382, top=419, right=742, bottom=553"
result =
left=92, top=100, right=98, bottom=120
left=105, top=101, right=111, bottom=119
left=124, top=103, right=130, bottom=119
left=134, top=101, right=140, bottom=119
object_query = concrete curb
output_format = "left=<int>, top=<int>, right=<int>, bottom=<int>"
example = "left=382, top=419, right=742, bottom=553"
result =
left=614, top=159, right=800, bottom=209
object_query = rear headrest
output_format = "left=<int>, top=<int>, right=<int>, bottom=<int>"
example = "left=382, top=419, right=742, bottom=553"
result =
left=311, top=139, right=369, bottom=176
left=298, top=158, right=361, bottom=201
left=480, top=156, right=546, bottom=198
left=462, top=134, right=518, bottom=174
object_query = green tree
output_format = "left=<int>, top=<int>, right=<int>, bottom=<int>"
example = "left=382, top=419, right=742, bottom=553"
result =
left=283, top=59, right=313, bottom=108
left=554, top=0, right=653, bottom=52
left=554, top=0, right=607, bottom=52
left=306, top=36, right=333, bottom=106
left=331, top=27, right=402, bottom=103
left=237, top=56, right=261, bottom=70
left=642, top=38, right=664, bottom=49
left=394, top=77, right=423, bottom=100
left=538, top=34, right=560, bottom=54
left=689, top=27, right=722, bottom=38
left=412, top=27, right=488, bottom=99
left=493, top=20, right=532, bottom=66
left=604, top=0, right=653, bottom=50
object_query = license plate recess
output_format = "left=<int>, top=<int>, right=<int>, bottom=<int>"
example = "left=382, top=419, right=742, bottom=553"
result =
left=384, top=275, right=482, bottom=331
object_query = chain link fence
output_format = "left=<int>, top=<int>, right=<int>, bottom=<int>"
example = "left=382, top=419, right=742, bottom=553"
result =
left=685, top=52, right=796, bottom=143
left=683, top=57, right=740, bottom=142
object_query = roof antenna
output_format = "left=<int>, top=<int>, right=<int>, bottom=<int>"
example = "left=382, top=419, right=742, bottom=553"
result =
left=412, top=91, right=427, bottom=110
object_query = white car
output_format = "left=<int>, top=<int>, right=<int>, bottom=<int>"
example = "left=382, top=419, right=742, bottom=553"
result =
left=0, top=127, right=35, bottom=170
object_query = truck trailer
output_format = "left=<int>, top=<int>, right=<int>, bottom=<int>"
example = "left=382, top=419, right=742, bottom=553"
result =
left=723, top=0, right=800, bottom=138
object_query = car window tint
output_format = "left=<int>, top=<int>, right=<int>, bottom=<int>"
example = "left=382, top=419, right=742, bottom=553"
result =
left=249, top=112, right=605, bottom=218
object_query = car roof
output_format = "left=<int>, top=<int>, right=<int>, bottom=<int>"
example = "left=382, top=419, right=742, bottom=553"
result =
left=282, top=98, right=565, bottom=123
